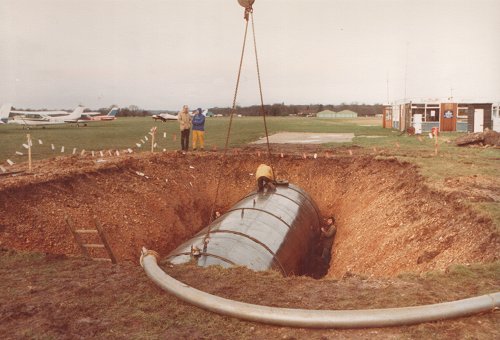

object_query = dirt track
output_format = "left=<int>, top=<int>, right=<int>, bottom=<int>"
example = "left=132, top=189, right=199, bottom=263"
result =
left=1, top=150, right=498, bottom=278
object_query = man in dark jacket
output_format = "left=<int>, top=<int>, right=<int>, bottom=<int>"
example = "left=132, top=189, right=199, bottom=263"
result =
left=192, top=108, right=206, bottom=151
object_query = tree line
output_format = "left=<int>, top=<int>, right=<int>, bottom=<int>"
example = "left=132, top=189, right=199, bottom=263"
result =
left=13, top=103, right=383, bottom=117
left=115, top=103, right=383, bottom=117
left=208, top=103, right=383, bottom=117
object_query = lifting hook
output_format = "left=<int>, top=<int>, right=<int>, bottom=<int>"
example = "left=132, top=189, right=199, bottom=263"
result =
left=237, top=0, right=255, bottom=9
left=238, top=0, right=254, bottom=21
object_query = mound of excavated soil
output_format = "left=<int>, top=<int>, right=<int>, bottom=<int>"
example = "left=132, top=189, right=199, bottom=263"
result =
left=455, top=129, right=500, bottom=147
left=0, top=150, right=498, bottom=278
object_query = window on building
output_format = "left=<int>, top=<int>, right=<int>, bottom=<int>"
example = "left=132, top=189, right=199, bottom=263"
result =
left=457, top=107, right=468, bottom=123
left=425, top=105, right=439, bottom=122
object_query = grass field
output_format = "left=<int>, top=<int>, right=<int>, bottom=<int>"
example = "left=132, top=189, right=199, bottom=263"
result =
left=0, top=116, right=384, bottom=162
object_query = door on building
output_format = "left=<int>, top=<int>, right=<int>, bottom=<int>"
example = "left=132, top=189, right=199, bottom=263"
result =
left=440, top=103, right=457, bottom=131
left=413, top=114, right=422, bottom=134
left=491, top=106, right=500, bottom=132
left=474, top=109, right=484, bottom=132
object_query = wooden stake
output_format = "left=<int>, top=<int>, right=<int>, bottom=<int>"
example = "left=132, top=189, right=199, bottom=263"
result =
left=27, top=133, right=32, bottom=172
left=434, top=131, right=438, bottom=156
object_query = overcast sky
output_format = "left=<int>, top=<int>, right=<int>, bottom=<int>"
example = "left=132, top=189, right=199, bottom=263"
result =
left=1, top=0, right=499, bottom=110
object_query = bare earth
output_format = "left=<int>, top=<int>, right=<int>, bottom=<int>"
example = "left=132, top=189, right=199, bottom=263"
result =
left=0, top=147, right=499, bottom=338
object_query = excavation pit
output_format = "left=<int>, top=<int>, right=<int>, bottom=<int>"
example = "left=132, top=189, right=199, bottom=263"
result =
left=0, top=151, right=498, bottom=279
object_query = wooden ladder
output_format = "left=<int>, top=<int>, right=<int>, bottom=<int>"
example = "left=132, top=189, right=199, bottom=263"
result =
left=65, top=215, right=117, bottom=264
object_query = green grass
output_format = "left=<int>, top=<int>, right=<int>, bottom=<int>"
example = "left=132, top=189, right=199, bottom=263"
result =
left=0, top=116, right=384, bottom=162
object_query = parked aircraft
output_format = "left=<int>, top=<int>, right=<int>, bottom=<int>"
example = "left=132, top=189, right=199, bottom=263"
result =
left=78, top=107, right=119, bottom=122
left=152, top=112, right=177, bottom=122
left=151, top=109, right=209, bottom=122
left=0, top=103, right=11, bottom=123
left=8, top=106, right=85, bottom=126
left=7, top=106, right=83, bottom=118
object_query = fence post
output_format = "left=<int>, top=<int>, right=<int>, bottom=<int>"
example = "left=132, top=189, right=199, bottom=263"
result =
left=27, top=133, right=32, bottom=172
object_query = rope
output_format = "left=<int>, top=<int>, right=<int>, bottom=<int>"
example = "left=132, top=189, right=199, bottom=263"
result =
left=203, top=6, right=275, bottom=250
left=250, top=11, right=273, bottom=170
left=204, top=15, right=251, bottom=249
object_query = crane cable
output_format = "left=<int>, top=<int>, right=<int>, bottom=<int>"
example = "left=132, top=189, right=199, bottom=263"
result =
left=203, top=4, right=273, bottom=251
left=250, top=10, right=274, bottom=175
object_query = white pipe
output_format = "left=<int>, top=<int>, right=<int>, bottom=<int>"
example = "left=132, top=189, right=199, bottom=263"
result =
left=141, top=248, right=500, bottom=328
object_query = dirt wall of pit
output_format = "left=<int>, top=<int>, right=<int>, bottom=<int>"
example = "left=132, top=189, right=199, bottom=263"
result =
left=0, top=152, right=498, bottom=278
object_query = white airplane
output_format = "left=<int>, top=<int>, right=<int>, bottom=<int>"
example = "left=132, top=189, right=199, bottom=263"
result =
left=0, top=103, right=11, bottom=124
left=77, top=107, right=119, bottom=122
left=152, top=112, right=178, bottom=122
left=152, top=109, right=209, bottom=122
left=8, top=106, right=85, bottom=126
left=7, top=105, right=84, bottom=118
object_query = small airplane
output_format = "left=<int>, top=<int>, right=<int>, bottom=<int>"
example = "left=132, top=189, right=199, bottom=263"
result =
left=7, top=106, right=86, bottom=126
left=152, top=109, right=209, bottom=122
left=152, top=112, right=178, bottom=122
left=8, top=105, right=84, bottom=118
left=0, top=103, right=11, bottom=123
left=78, top=107, right=119, bottom=122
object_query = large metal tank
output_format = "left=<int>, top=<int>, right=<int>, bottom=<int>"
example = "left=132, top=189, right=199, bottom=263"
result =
left=166, top=182, right=321, bottom=276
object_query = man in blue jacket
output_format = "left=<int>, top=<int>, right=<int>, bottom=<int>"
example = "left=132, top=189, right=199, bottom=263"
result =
left=192, top=108, right=206, bottom=151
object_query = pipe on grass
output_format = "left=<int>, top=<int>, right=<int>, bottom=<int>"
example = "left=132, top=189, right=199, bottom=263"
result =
left=141, top=248, right=500, bottom=329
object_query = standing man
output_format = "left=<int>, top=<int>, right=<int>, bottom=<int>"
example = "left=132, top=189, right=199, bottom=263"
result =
left=192, top=108, right=206, bottom=151
left=177, top=105, right=192, bottom=153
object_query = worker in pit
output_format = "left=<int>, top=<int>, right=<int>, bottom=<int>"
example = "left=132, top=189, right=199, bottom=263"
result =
left=320, top=217, right=337, bottom=261
left=256, top=163, right=276, bottom=193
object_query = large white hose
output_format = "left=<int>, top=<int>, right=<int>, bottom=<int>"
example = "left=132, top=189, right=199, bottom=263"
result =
left=141, top=248, right=500, bottom=328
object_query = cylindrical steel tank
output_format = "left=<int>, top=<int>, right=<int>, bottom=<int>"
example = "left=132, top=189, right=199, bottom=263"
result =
left=166, top=183, right=321, bottom=276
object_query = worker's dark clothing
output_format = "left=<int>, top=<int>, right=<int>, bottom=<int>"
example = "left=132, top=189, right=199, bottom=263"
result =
left=321, top=224, right=337, bottom=260
left=257, top=177, right=274, bottom=192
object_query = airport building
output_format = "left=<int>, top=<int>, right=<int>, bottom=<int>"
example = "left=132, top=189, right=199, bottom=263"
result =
left=382, top=100, right=500, bottom=133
